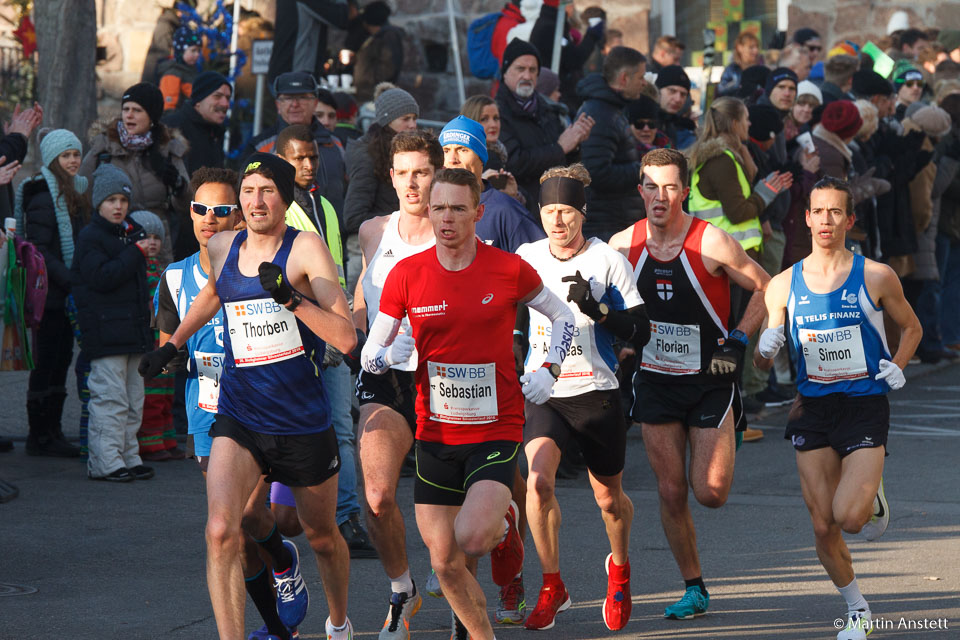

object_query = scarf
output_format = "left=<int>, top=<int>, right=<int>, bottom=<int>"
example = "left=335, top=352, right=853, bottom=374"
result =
left=813, top=124, right=853, bottom=162
left=513, top=89, right=538, bottom=115
left=117, top=120, right=153, bottom=151
left=14, top=168, right=88, bottom=267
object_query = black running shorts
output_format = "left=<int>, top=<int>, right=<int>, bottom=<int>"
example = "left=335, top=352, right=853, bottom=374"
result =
left=524, top=389, right=626, bottom=477
left=633, top=380, right=745, bottom=431
left=414, top=439, right=520, bottom=506
left=356, top=369, right=417, bottom=432
left=785, top=393, right=889, bottom=457
left=210, top=414, right=340, bottom=486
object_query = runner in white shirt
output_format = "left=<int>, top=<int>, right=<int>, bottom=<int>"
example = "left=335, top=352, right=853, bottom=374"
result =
left=516, top=164, right=651, bottom=632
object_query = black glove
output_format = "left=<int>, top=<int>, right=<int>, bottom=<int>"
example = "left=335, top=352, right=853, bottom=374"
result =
left=124, top=227, right=148, bottom=246
left=161, top=162, right=184, bottom=194
left=342, top=328, right=366, bottom=375
left=562, top=270, right=601, bottom=319
left=258, top=262, right=293, bottom=305
left=138, top=342, right=179, bottom=379
left=708, top=338, right=745, bottom=382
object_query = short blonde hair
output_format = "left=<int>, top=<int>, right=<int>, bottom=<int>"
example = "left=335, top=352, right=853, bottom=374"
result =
left=854, top=99, right=879, bottom=140
left=540, top=162, right=592, bottom=187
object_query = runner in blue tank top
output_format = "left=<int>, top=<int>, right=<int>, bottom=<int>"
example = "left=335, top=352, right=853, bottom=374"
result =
left=755, top=178, right=921, bottom=640
left=139, top=154, right=359, bottom=640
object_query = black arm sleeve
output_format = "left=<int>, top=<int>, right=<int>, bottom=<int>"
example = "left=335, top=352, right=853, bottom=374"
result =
left=155, top=271, right=181, bottom=335
left=599, top=304, right=650, bottom=348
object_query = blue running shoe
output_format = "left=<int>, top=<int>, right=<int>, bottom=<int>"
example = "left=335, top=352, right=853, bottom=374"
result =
left=247, top=623, right=299, bottom=640
left=274, top=539, right=309, bottom=627
left=664, top=586, right=709, bottom=619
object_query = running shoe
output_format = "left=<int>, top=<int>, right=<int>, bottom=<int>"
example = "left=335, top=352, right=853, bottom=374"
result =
left=247, top=624, right=299, bottom=640
left=490, top=500, right=523, bottom=586
left=325, top=616, right=354, bottom=640
left=603, top=553, right=631, bottom=631
left=379, top=585, right=422, bottom=640
left=524, top=582, right=571, bottom=630
left=450, top=610, right=469, bottom=640
left=861, top=479, right=889, bottom=541
left=425, top=569, right=443, bottom=598
left=495, top=575, right=525, bottom=624
left=663, top=585, right=709, bottom=619
left=274, top=539, right=309, bottom=627
left=837, top=609, right=872, bottom=640
left=741, top=427, right=765, bottom=442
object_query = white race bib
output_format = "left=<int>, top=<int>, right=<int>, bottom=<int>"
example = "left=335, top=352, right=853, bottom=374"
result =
left=194, top=350, right=224, bottom=412
left=428, top=361, right=498, bottom=424
left=799, top=325, right=868, bottom=383
left=224, top=299, right=303, bottom=367
left=641, top=322, right=701, bottom=375
left=528, top=322, right=594, bottom=380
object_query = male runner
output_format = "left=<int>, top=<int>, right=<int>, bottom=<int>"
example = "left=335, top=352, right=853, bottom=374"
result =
left=352, top=130, right=440, bottom=640
left=516, top=163, right=650, bottom=632
left=754, top=177, right=921, bottom=640
left=154, top=167, right=298, bottom=640
left=609, top=148, right=770, bottom=619
left=362, top=168, right=576, bottom=640
left=140, top=153, right=357, bottom=640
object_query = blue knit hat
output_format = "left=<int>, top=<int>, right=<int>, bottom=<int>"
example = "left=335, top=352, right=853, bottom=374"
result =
left=40, top=129, right=82, bottom=168
left=439, top=115, right=488, bottom=166
left=92, top=163, right=133, bottom=210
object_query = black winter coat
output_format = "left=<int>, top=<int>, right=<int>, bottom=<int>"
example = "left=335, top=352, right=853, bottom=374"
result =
left=343, top=131, right=399, bottom=235
left=575, top=73, right=642, bottom=240
left=870, top=123, right=931, bottom=258
left=71, top=214, right=153, bottom=359
left=21, top=180, right=84, bottom=310
left=162, top=102, right=226, bottom=175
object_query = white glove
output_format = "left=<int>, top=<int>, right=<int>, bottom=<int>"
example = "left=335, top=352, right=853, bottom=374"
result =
left=758, top=325, right=786, bottom=359
left=875, top=359, right=905, bottom=390
left=384, top=334, right=416, bottom=367
left=519, top=367, right=556, bottom=405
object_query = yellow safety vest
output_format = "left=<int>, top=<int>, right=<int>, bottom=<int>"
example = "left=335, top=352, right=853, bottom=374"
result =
left=285, top=195, right=346, bottom=289
left=688, top=149, right=763, bottom=252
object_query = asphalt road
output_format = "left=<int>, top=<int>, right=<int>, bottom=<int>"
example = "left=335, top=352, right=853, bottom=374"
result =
left=1, top=362, right=958, bottom=639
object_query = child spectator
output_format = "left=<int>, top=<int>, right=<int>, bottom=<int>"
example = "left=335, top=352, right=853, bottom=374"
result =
left=159, top=26, right=202, bottom=111
left=332, top=91, right=361, bottom=147
left=128, top=209, right=183, bottom=461
left=72, top=164, right=156, bottom=482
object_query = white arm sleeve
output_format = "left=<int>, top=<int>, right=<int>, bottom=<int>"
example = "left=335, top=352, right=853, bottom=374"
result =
left=361, top=312, right=402, bottom=375
left=526, top=286, right=576, bottom=366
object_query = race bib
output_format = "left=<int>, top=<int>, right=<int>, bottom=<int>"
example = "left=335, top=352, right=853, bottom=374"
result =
left=799, top=325, right=868, bottom=383
left=224, top=299, right=304, bottom=367
left=528, top=322, right=593, bottom=379
left=641, top=322, right=701, bottom=375
left=428, top=361, right=498, bottom=424
left=194, top=350, right=224, bottom=412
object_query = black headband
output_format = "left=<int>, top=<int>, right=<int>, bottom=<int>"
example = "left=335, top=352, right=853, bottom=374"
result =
left=539, top=176, right=586, bottom=214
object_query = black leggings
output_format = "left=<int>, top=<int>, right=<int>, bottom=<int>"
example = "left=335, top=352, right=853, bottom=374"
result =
left=28, top=308, right=75, bottom=395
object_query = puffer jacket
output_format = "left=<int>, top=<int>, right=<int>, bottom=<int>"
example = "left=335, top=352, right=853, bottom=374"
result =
left=343, top=131, right=399, bottom=235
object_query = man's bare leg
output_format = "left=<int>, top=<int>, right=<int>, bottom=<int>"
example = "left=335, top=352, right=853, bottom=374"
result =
left=524, top=437, right=563, bottom=573
left=587, top=470, right=633, bottom=565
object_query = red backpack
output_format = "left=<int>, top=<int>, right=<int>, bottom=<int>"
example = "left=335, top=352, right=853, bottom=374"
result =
left=14, top=236, right=47, bottom=328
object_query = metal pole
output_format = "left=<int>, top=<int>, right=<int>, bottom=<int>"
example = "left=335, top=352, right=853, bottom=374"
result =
left=253, top=74, right=265, bottom=136
left=551, top=0, right=566, bottom=73
left=223, top=0, right=243, bottom=155
left=446, top=0, right=466, bottom=105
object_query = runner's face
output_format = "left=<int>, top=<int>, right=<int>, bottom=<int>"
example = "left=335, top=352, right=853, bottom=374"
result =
left=806, top=187, right=855, bottom=248
left=391, top=150, right=436, bottom=216
left=639, top=164, right=688, bottom=228
left=57, top=149, right=82, bottom=176
left=192, top=182, right=238, bottom=247
left=429, top=181, right=480, bottom=249
left=443, top=145, right=483, bottom=178
left=280, top=138, right=319, bottom=188
left=540, top=203, right=584, bottom=250
left=239, top=172, right=286, bottom=234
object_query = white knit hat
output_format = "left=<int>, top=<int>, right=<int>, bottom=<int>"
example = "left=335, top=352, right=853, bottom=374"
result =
left=797, top=80, right=823, bottom=105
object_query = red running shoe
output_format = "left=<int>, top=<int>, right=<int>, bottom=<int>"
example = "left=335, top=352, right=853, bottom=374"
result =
left=602, top=553, right=632, bottom=631
left=490, top=500, right=523, bottom=586
left=524, top=582, right=571, bottom=630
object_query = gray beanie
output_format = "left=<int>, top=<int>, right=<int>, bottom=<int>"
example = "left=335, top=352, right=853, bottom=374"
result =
left=92, top=163, right=133, bottom=210
left=375, top=88, right=419, bottom=128
left=129, top=210, right=165, bottom=241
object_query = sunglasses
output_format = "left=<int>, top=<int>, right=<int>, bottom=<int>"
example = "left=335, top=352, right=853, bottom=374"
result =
left=806, top=45, right=822, bottom=52
left=191, top=201, right=238, bottom=218
left=634, top=119, right=659, bottom=130
left=903, top=80, right=923, bottom=88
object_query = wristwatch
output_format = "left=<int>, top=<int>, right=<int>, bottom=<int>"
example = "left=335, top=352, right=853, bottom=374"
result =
left=596, top=302, right=610, bottom=322
left=285, top=290, right=303, bottom=312
left=728, top=329, right=749, bottom=346
left=541, top=362, right=562, bottom=380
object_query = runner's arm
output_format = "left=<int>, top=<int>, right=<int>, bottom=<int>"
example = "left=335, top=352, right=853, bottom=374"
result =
left=360, top=312, right=403, bottom=374
left=294, top=232, right=358, bottom=354
left=522, top=284, right=576, bottom=366
left=867, top=262, right=922, bottom=371
left=753, top=270, right=790, bottom=370
left=703, top=224, right=771, bottom=337
left=353, top=248, right=369, bottom=332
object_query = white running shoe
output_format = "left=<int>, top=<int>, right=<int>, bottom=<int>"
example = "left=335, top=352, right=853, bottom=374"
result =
left=861, top=479, right=889, bottom=541
left=379, top=585, right=422, bottom=640
left=837, top=609, right=872, bottom=640
left=425, top=568, right=443, bottom=598
left=325, top=616, right=354, bottom=640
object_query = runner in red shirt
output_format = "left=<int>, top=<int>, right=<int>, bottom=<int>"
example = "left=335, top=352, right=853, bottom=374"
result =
left=361, top=168, right=575, bottom=640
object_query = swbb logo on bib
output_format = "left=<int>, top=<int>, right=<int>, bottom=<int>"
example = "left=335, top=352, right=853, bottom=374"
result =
left=225, top=300, right=303, bottom=367
left=194, top=351, right=224, bottom=412
left=641, top=322, right=701, bottom=374
left=428, top=361, right=498, bottom=424
left=800, top=325, right=868, bottom=383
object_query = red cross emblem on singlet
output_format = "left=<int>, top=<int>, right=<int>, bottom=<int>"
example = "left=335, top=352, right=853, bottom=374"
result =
left=656, top=279, right=673, bottom=301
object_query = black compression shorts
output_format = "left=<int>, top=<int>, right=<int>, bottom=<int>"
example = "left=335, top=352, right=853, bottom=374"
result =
left=414, top=439, right=519, bottom=506
left=785, top=393, right=889, bottom=457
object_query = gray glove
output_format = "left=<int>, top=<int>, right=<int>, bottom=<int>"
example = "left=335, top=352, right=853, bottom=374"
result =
left=754, top=172, right=786, bottom=207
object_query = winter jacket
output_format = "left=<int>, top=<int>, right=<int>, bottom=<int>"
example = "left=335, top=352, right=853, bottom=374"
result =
left=718, top=63, right=743, bottom=97
left=575, top=73, right=643, bottom=240
left=21, top=180, right=85, bottom=310
left=162, top=101, right=226, bottom=175
left=71, top=214, right=153, bottom=359
left=937, top=128, right=960, bottom=242
left=812, top=125, right=852, bottom=180
left=157, top=58, right=196, bottom=111
left=818, top=81, right=849, bottom=106
left=530, top=4, right=603, bottom=113
left=911, top=153, right=958, bottom=280
left=343, top=131, right=398, bottom=235
left=688, top=137, right=767, bottom=227
left=353, top=24, right=405, bottom=103
left=476, top=182, right=546, bottom=254
left=491, top=3, right=525, bottom=63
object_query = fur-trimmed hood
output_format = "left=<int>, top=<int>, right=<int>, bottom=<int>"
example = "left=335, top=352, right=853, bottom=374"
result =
left=86, top=117, right=188, bottom=160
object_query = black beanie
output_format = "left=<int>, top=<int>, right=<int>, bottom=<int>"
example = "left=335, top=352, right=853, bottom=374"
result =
left=502, top=38, right=542, bottom=77
left=191, top=71, right=231, bottom=104
left=625, top=95, right=661, bottom=124
left=362, top=1, right=391, bottom=26
left=748, top=104, right=784, bottom=141
left=241, top=152, right=296, bottom=207
left=792, top=27, right=820, bottom=45
left=742, top=65, right=772, bottom=89
left=122, top=82, right=164, bottom=125
left=852, top=70, right=894, bottom=97
left=765, top=67, right=798, bottom=96
left=655, top=65, right=691, bottom=91
left=316, top=88, right=337, bottom=110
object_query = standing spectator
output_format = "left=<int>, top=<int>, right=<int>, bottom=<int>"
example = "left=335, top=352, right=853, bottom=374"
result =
left=787, top=80, right=822, bottom=139
left=626, top=95, right=672, bottom=153
left=161, top=71, right=231, bottom=175
left=898, top=28, right=931, bottom=61
left=73, top=164, right=155, bottom=482
left=332, top=91, right=361, bottom=147
left=576, top=46, right=647, bottom=240
left=852, top=69, right=897, bottom=121
left=761, top=68, right=799, bottom=148
left=80, top=83, right=190, bottom=267
left=0, top=102, right=42, bottom=230
left=813, top=100, right=862, bottom=180
left=937, top=30, right=960, bottom=64
left=792, top=28, right=822, bottom=67
left=937, top=94, right=960, bottom=352
left=14, top=129, right=86, bottom=457
left=268, top=0, right=352, bottom=83
left=893, top=65, right=926, bottom=120
left=158, top=26, right=201, bottom=112
left=647, top=35, right=680, bottom=74
left=719, top=31, right=761, bottom=97
left=313, top=88, right=339, bottom=133
left=352, top=2, right=405, bottom=103
left=819, top=55, right=859, bottom=106
left=737, top=65, right=773, bottom=105
left=656, top=65, right=697, bottom=149
left=778, top=43, right=812, bottom=81
left=491, top=0, right=527, bottom=64
left=460, top=95, right=523, bottom=202
left=496, top=38, right=594, bottom=213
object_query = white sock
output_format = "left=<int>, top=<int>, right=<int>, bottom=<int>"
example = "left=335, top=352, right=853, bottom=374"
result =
left=390, top=569, right=414, bottom=596
left=330, top=620, right=348, bottom=631
left=837, top=578, right=869, bottom=613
